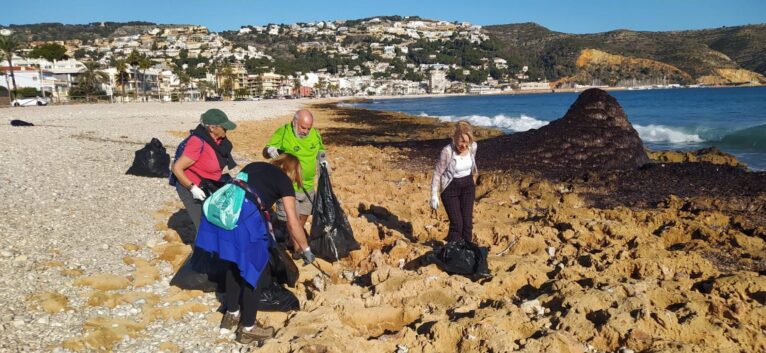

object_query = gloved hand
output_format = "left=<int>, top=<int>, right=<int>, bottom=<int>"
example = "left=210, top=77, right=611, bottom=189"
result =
left=302, top=248, right=316, bottom=265
left=317, top=151, right=330, bottom=173
left=190, top=184, right=207, bottom=201
left=266, top=146, right=280, bottom=159
left=429, top=194, right=439, bottom=210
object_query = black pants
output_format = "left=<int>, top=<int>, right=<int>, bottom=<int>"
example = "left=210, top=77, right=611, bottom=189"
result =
left=440, top=175, right=476, bottom=243
left=176, top=184, right=203, bottom=232
left=225, top=261, right=272, bottom=327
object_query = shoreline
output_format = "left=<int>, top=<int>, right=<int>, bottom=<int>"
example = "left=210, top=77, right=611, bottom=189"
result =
left=346, top=83, right=765, bottom=102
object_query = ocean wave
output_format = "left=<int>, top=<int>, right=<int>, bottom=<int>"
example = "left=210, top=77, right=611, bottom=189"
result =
left=434, top=114, right=549, bottom=132
left=717, top=124, right=766, bottom=152
left=634, top=124, right=704, bottom=143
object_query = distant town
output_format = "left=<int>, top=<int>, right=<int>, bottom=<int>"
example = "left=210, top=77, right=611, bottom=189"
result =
left=0, top=16, right=762, bottom=105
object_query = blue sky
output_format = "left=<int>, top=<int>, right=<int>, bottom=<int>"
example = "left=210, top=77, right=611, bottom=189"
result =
left=2, top=0, right=764, bottom=33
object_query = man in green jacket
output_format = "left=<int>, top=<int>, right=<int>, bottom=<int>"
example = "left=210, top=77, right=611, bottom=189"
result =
left=263, top=109, right=328, bottom=228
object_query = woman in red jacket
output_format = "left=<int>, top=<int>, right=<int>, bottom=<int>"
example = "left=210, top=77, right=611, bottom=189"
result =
left=171, top=108, right=237, bottom=231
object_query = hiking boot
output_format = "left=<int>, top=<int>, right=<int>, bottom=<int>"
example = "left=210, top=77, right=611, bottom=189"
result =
left=220, top=311, right=240, bottom=331
left=236, top=324, right=275, bottom=344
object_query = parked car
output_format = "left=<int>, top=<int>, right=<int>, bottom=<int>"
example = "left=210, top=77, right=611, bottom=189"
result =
left=11, top=96, right=48, bottom=107
left=204, top=96, right=222, bottom=101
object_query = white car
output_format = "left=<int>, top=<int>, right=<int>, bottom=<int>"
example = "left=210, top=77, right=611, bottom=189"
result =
left=11, top=97, right=48, bottom=107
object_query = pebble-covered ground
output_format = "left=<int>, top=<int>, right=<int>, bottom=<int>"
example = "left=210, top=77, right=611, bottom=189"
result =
left=0, top=101, right=304, bottom=353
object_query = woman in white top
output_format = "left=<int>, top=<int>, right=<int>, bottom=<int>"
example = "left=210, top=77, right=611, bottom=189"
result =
left=430, top=121, right=478, bottom=243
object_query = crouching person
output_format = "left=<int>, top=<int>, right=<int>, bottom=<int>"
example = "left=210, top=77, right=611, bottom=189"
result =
left=194, top=154, right=315, bottom=344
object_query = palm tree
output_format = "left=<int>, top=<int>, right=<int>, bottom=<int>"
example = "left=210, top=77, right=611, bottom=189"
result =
left=126, top=50, right=142, bottom=101
left=0, top=35, right=21, bottom=101
left=198, top=80, right=213, bottom=99
left=114, top=59, right=130, bottom=102
left=219, top=64, right=236, bottom=100
left=138, top=56, right=152, bottom=102
left=177, top=71, right=190, bottom=102
left=292, top=76, right=301, bottom=97
left=77, top=61, right=109, bottom=102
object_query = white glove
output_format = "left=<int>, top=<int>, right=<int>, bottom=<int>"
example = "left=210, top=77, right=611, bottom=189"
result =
left=302, top=248, right=316, bottom=265
left=317, top=151, right=330, bottom=172
left=190, top=184, right=207, bottom=201
left=267, top=146, right=280, bottom=159
left=429, top=194, right=439, bottom=210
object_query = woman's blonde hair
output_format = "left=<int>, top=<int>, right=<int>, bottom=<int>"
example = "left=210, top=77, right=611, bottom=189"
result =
left=452, top=120, right=474, bottom=147
left=271, top=153, right=303, bottom=188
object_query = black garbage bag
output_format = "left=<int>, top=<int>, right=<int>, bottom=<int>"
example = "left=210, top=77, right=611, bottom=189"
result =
left=126, top=138, right=170, bottom=178
left=434, top=241, right=489, bottom=276
left=257, top=281, right=300, bottom=312
left=169, top=247, right=229, bottom=292
left=309, top=165, right=360, bottom=262
left=10, top=119, right=34, bottom=127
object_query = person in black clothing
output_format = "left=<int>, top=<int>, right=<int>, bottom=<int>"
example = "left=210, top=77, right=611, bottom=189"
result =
left=196, top=154, right=315, bottom=344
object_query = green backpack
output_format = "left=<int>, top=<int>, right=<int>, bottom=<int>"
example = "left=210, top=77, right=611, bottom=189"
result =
left=203, top=172, right=249, bottom=230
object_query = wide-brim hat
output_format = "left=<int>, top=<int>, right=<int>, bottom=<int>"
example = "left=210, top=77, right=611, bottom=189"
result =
left=201, top=108, right=236, bottom=130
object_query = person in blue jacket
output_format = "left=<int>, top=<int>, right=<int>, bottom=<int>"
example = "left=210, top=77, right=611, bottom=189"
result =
left=195, top=154, right=315, bottom=344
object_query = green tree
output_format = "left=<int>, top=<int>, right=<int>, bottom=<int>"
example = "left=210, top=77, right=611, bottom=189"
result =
left=234, top=87, right=249, bottom=98
left=489, top=66, right=506, bottom=81
left=73, top=61, right=109, bottom=102
left=29, top=43, right=68, bottom=61
left=218, top=64, right=236, bottom=99
left=404, top=71, right=424, bottom=82
left=114, top=59, right=130, bottom=100
left=0, top=35, right=21, bottom=101
left=197, top=80, right=215, bottom=99
left=177, top=71, right=191, bottom=101
left=447, top=68, right=465, bottom=82
left=73, top=48, right=87, bottom=59
left=138, top=56, right=152, bottom=101
left=465, top=69, right=488, bottom=84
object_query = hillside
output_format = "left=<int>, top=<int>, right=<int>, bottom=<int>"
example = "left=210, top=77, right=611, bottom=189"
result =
left=485, top=23, right=766, bottom=85
left=1, top=22, right=163, bottom=42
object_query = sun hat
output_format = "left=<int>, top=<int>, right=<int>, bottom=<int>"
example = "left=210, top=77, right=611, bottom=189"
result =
left=201, top=108, right=237, bottom=130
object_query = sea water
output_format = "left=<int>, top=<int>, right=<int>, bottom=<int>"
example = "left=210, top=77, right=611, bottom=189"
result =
left=351, top=86, right=766, bottom=170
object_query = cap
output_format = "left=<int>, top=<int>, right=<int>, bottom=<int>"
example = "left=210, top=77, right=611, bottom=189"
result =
left=201, top=108, right=236, bottom=130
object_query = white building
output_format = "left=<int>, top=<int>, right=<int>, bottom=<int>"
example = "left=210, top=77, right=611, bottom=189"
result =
left=429, top=70, right=449, bottom=94
left=519, top=81, right=552, bottom=90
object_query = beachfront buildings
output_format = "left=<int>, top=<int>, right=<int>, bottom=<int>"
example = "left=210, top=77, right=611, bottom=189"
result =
left=0, top=57, right=89, bottom=102
left=1, top=17, right=561, bottom=102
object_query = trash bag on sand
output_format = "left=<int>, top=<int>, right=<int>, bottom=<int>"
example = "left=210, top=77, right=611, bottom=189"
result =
left=126, top=138, right=171, bottom=178
left=434, top=241, right=489, bottom=276
left=309, top=165, right=360, bottom=262
left=257, top=282, right=300, bottom=312
left=169, top=247, right=228, bottom=292
left=10, top=119, right=34, bottom=127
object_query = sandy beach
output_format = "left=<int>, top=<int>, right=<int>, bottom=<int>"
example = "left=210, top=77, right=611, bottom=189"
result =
left=1, top=95, right=765, bottom=353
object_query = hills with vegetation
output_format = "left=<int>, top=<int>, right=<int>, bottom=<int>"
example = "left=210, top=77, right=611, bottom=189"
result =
left=2, top=22, right=166, bottom=41
left=485, top=22, right=766, bottom=85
